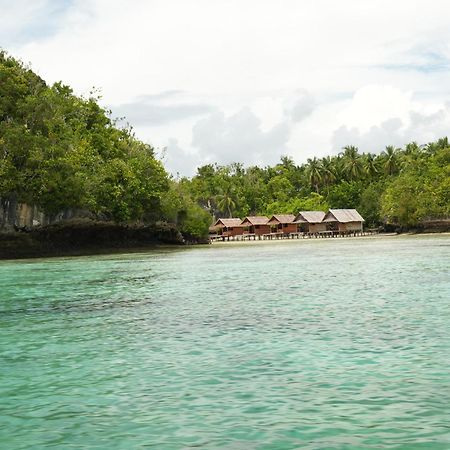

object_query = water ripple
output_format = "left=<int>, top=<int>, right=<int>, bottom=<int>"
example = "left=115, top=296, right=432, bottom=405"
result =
left=0, top=236, right=449, bottom=449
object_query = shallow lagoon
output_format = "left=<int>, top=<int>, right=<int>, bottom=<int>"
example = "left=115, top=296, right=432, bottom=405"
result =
left=1, top=235, right=449, bottom=449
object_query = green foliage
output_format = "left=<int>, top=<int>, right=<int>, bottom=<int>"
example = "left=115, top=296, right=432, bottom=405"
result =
left=381, top=147, right=450, bottom=227
left=178, top=204, right=211, bottom=239
left=358, top=181, right=385, bottom=227
left=2, top=50, right=449, bottom=235
left=327, top=181, right=362, bottom=209
left=161, top=181, right=210, bottom=239
left=341, top=146, right=363, bottom=180
left=265, top=193, right=328, bottom=216
left=183, top=141, right=450, bottom=230
left=267, top=175, right=295, bottom=203
left=0, top=51, right=172, bottom=224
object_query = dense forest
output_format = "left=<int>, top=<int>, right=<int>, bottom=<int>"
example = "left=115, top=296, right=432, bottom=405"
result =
left=0, top=51, right=210, bottom=239
left=1, top=51, right=449, bottom=241
left=184, top=141, right=450, bottom=229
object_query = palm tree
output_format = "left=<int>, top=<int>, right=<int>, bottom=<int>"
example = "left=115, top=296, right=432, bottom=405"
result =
left=341, top=145, right=363, bottom=181
left=436, top=137, right=449, bottom=150
left=333, top=154, right=345, bottom=182
left=306, top=157, right=323, bottom=193
left=405, top=141, right=420, bottom=155
left=382, top=145, right=399, bottom=176
left=320, top=156, right=336, bottom=192
left=216, top=186, right=236, bottom=218
left=401, top=141, right=422, bottom=169
left=362, top=153, right=378, bottom=179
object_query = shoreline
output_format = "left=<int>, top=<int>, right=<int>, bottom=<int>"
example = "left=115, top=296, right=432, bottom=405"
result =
left=1, top=230, right=449, bottom=261
left=0, top=220, right=193, bottom=261
left=210, top=230, right=450, bottom=245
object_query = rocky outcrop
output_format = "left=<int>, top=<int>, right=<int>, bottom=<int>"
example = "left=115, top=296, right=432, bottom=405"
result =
left=0, top=197, right=91, bottom=231
left=0, top=219, right=187, bottom=259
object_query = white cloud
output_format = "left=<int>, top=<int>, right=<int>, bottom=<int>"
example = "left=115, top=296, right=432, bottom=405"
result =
left=192, top=108, right=291, bottom=167
left=336, top=85, right=414, bottom=132
left=3, top=0, right=450, bottom=174
left=284, top=90, right=315, bottom=123
left=331, top=104, right=450, bottom=153
left=111, top=92, right=214, bottom=126
left=161, top=138, right=200, bottom=178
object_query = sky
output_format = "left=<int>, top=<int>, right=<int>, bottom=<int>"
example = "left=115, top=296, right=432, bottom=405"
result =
left=1, top=0, right=450, bottom=176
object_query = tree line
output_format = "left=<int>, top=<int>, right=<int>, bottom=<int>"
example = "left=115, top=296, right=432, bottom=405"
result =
left=181, top=142, right=449, bottom=228
left=0, top=51, right=210, bottom=238
left=1, top=51, right=449, bottom=239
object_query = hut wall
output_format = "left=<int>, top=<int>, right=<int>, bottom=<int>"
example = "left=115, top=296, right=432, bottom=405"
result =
left=282, top=223, right=298, bottom=233
left=271, top=223, right=298, bottom=233
left=298, top=223, right=309, bottom=233
left=325, top=221, right=338, bottom=231
left=339, top=221, right=363, bottom=232
left=309, top=223, right=327, bottom=233
left=254, top=224, right=271, bottom=235
left=223, top=226, right=244, bottom=237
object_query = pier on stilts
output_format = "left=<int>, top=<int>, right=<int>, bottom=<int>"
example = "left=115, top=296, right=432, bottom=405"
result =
left=210, top=229, right=376, bottom=242
left=209, top=209, right=372, bottom=243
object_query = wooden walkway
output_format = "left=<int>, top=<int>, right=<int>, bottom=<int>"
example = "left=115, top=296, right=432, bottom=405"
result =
left=210, top=230, right=377, bottom=242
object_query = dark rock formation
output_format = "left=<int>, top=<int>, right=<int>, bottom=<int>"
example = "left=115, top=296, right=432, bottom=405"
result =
left=0, top=219, right=190, bottom=260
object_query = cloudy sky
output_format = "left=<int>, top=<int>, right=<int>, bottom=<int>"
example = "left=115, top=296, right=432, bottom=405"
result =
left=2, top=0, right=450, bottom=175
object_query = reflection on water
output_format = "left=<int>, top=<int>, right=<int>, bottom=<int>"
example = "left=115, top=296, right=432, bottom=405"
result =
left=1, top=236, right=449, bottom=449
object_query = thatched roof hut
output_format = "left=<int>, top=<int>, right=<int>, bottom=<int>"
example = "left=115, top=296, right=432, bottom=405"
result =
left=323, top=209, right=365, bottom=232
left=294, top=211, right=326, bottom=233
left=241, top=216, right=270, bottom=235
left=214, top=218, right=243, bottom=228
left=241, top=216, right=269, bottom=226
left=213, top=218, right=244, bottom=237
left=267, top=214, right=295, bottom=225
left=267, top=214, right=297, bottom=233
left=323, top=209, right=364, bottom=223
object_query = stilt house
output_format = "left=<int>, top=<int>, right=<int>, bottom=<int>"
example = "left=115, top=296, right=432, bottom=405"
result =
left=267, top=214, right=297, bottom=234
left=294, top=211, right=326, bottom=233
left=213, top=218, right=244, bottom=237
left=323, top=209, right=364, bottom=232
left=241, top=216, right=270, bottom=236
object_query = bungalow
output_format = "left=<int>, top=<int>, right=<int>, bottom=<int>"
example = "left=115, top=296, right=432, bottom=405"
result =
left=213, top=218, right=244, bottom=238
left=323, top=209, right=364, bottom=233
left=267, top=214, right=297, bottom=234
left=294, top=211, right=326, bottom=233
left=241, top=216, right=271, bottom=236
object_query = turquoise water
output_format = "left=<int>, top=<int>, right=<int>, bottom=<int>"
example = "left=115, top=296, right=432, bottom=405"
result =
left=1, top=236, right=449, bottom=449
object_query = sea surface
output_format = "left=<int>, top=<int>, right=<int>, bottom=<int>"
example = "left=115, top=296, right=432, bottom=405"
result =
left=1, top=235, right=449, bottom=449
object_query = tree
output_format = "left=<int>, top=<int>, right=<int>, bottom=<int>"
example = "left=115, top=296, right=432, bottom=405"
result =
left=0, top=51, right=171, bottom=224
left=382, top=145, right=400, bottom=176
left=320, top=156, right=336, bottom=192
left=341, top=145, right=363, bottom=181
left=381, top=146, right=450, bottom=227
left=362, top=153, right=379, bottom=179
left=327, top=181, right=362, bottom=209
left=306, top=157, right=323, bottom=193
left=161, top=181, right=211, bottom=239
left=267, top=175, right=294, bottom=203
left=215, top=185, right=236, bottom=218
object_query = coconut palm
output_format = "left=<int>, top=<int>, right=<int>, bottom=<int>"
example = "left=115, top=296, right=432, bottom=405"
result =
left=332, top=154, right=345, bottom=182
left=306, top=157, right=323, bottom=193
left=436, top=137, right=449, bottom=150
left=215, top=186, right=236, bottom=218
left=320, top=156, right=336, bottom=192
left=424, top=137, right=450, bottom=155
left=401, top=142, right=422, bottom=168
left=362, top=153, right=379, bottom=179
left=382, top=145, right=400, bottom=176
left=341, top=145, right=363, bottom=181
